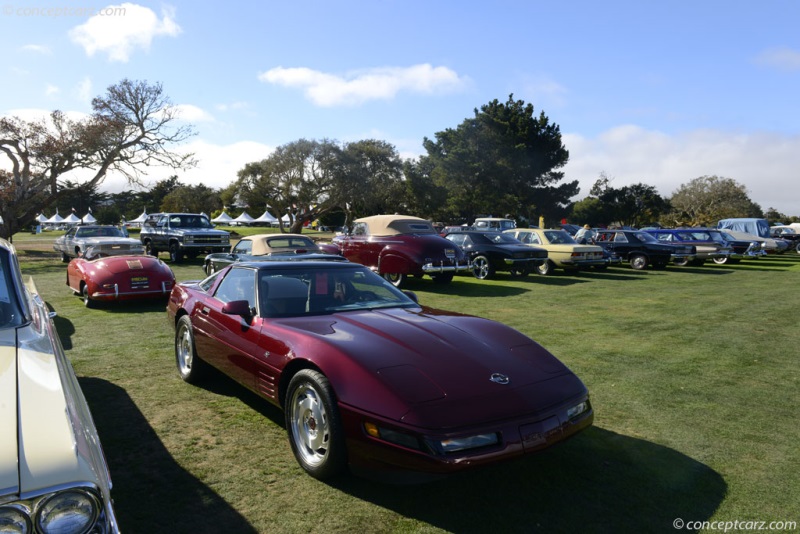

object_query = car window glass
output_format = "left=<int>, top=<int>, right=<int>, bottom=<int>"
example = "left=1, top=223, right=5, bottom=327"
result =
left=656, top=234, right=671, bottom=241
left=233, top=240, right=252, bottom=254
left=613, top=233, right=628, bottom=243
left=214, top=268, right=256, bottom=309
left=353, top=223, right=368, bottom=236
left=447, top=234, right=466, bottom=246
left=199, top=271, right=223, bottom=292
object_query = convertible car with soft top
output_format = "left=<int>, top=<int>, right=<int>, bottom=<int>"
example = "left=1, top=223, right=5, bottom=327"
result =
left=167, top=261, right=592, bottom=481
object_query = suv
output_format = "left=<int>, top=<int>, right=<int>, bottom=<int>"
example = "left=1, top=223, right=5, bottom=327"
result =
left=140, top=213, right=230, bottom=263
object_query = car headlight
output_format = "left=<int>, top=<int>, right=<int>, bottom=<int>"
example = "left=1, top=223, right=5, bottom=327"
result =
left=428, top=433, right=499, bottom=454
left=37, top=490, right=100, bottom=534
left=567, top=400, right=590, bottom=420
left=0, top=505, right=32, bottom=533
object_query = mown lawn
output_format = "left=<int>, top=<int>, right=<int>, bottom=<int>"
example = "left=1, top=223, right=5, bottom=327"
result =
left=13, top=232, right=800, bottom=533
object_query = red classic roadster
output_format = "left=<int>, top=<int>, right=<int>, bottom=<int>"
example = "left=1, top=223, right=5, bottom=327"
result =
left=167, top=260, right=593, bottom=481
left=67, top=247, right=175, bottom=308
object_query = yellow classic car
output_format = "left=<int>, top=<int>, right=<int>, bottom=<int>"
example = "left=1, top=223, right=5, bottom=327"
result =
left=0, top=238, right=119, bottom=533
left=504, top=228, right=606, bottom=275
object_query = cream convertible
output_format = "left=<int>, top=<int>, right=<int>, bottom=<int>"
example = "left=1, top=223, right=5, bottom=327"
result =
left=0, top=239, right=119, bottom=533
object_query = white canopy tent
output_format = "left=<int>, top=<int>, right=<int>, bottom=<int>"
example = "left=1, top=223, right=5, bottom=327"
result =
left=81, top=212, right=97, bottom=224
left=254, top=210, right=277, bottom=224
left=63, top=213, right=81, bottom=225
left=128, top=211, right=149, bottom=225
left=45, top=212, right=64, bottom=225
left=212, top=212, right=234, bottom=223
left=232, top=211, right=255, bottom=225
left=36, top=213, right=49, bottom=223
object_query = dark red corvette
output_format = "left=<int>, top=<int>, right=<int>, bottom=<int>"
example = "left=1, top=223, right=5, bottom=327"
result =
left=167, top=261, right=592, bottom=480
left=67, top=249, right=175, bottom=308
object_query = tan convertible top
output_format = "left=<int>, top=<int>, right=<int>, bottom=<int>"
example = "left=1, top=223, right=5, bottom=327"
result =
left=245, top=234, right=316, bottom=255
left=355, top=215, right=436, bottom=236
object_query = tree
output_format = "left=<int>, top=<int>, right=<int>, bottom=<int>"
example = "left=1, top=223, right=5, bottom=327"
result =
left=160, top=184, right=223, bottom=214
left=235, top=138, right=405, bottom=233
left=570, top=172, right=669, bottom=227
left=419, top=94, right=576, bottom=223
left=665, top=175, right=763, bottom=227
left=0, top=79, right=195, bottom=239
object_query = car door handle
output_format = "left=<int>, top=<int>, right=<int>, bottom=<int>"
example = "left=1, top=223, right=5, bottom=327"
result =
left=201, top=306, right=210, bottom=315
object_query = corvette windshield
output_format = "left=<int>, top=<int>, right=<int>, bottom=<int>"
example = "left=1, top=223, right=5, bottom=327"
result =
left=258, top=266, right=418, bottom=317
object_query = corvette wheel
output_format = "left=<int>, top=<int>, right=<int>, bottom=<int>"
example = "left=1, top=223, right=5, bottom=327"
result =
left=82, top=285, right=96, bottom=309
left=382, top=272, right=405, bottom=287
left=286, top=369, right=346, bottom=480
left=471, top=255, right=494, bottom=279
left=630, top=254, right=648, bottom=270
left=536, top=260, right=555, bottom=276
left=175, top=316, right=208, bottom=384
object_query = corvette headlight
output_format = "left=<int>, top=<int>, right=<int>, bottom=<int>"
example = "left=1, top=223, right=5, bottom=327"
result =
left=430, top=433, right=499, bottom=454
left=37, top=490, right=100, bottom=534
left=567, top=400, right=590, bottom=420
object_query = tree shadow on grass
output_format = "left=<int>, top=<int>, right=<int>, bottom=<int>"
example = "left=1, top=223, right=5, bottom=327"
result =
left=332, top=427, right=726, bottom=534
left=78, top=377, right=259, bottom=534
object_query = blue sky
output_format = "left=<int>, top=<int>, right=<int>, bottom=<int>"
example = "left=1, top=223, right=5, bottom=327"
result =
left=3, top=1, right=800, bottom=216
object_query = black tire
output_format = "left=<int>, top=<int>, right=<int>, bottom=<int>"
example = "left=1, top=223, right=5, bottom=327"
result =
left=82, top=284, right=96, bottom=309
left=204, top=261, right=216, bottom=276
left=471, top=255, right=494, bottom=279
left=712, top=257, right=729, bottom=265
left=169, top=242, right=183, bottom=263
left=431, top=272, right=454, bottom=284
left=673, top=257, right=689, bottom=267
left=382, top=272, right=405, bottom=288
left=509, top=265, right=530, bottom=277
left=536, top=260, right=555, bottom=276
left=285, top=369, right=347, bottom=480
left=175, top=315, right=208, bottom=384
left=690, top=259, right=705, bottom=267
left=144, top=241, right=158, bottom=257
left=630, top=254, right=648, bottom=270
left=61, top=252, right=70, bottom=263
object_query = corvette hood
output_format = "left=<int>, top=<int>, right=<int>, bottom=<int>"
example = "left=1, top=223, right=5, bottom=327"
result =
left=281, top=307, right=585, bottom=426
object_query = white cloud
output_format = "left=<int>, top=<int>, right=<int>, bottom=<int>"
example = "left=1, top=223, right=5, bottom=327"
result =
left=97, top=139, right=274, bottom=194
left=73, top=77, right=93, bottom=103
left=563, top=126, right=800, bottom=215
left=259, top=64, right=469, bottom=107
left=20, top=44, right=51, bottom=55
left=215, top=101, right=249, bottom=112
left=45, top=84, right=60, bottom=97
left=521, top=75, right=569, bottom=108
left=174, top=104, right=215, bottom=123
left=755, top=46, right=800, bottom=72
left=69, top=3, right=182, bottom=62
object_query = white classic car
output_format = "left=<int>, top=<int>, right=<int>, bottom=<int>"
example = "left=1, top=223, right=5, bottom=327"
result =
left=0, top=238, right=119, bottom=533
left=53, top=225, right=144, bottom=263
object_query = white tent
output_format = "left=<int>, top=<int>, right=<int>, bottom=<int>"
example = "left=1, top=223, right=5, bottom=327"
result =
left=63, top=213, right=81, bottom=225
left=36, top=213, right=48, bottom=223
left=46, top=212, right=64, bottom=225
left=81, top=212, right=97, bottom=224
left=129, top=211, right=148, bottom=224
left=232, top=211, right=255, bottom=225
left=212, top=211, right=233, bottom=223
left=254, top=210, right=277, bottom=224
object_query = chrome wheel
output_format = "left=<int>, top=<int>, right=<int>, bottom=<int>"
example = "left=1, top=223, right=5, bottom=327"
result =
left=82, top=284, right=95, bottom=308
left=471, top=255, right=493, bottom=279
left=286, top=370, right=346, bottom=479
left=536, top=260, right=554, bottom=276
left=175, top=316, right=206, bottom=383
left=630, top=254, right=647, bottom=270
left=382, top=272, right=405, bottom=287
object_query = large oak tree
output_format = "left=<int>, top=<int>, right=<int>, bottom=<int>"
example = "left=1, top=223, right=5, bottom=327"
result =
left=665, top=175, right=762, bottom=226
left=0, top=79, right=195, bottom=239
left=418, top=94, right=576, bottom=224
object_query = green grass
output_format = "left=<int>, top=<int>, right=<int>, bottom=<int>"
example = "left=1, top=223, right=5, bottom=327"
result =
left=12, top=234, right=800, bottom=533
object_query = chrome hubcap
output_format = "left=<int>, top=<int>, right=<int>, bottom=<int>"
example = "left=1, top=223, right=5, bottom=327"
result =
left=290, top=384, right=329, bottom=467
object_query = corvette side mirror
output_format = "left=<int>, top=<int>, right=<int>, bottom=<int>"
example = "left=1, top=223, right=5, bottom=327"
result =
left=222, top=299, right=252, bottom=317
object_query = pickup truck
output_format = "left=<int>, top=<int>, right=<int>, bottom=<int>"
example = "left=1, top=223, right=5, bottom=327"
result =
left=140, top=213, right=230, bottom=263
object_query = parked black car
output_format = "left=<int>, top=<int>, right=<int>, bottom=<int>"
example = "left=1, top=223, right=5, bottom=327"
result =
left=444, top=231, right=547, bottom=279
left=644, top=228, right=733, bottom=266
left=594, top=229, right=696, bottom=270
